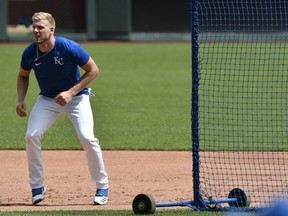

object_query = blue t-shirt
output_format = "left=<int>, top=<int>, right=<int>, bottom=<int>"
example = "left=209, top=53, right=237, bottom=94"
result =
left=21, top=37, right=90, bottom=98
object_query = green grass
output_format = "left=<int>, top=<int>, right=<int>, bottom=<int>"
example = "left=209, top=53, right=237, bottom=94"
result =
left=2, top=41, right=286, bottom=151
left=0, top=42, right=191, bottom=150
left=0, top=209, right=260, bottom=215
left=0, top=209, right=227, bottom=216
left=91, top=43, right=191, bottom=150
left=199, top=42, right=288, bottom=151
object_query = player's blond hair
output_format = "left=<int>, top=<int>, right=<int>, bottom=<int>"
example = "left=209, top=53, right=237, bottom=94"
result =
left=32, top=12, right=55, bottom=28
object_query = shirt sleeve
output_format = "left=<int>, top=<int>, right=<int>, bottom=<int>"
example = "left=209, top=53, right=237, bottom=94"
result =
left=69, top=41, right=90, bottom=66
left=20, top=47, right=33, bottom=70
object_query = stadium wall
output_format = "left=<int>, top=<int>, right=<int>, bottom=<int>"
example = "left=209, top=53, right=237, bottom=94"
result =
left=1, top=0, right=191, bottom=41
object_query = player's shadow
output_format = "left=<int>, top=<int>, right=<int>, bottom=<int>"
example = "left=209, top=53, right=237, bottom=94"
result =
left=0, top=203, right=31, bottom=206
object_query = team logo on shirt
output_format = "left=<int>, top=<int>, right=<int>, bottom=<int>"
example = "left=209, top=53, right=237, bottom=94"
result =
left=54, top=56, right=64, bottom=65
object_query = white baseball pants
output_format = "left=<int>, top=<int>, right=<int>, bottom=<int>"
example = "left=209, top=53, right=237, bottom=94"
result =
left=25, top=94, right=109, bottom=190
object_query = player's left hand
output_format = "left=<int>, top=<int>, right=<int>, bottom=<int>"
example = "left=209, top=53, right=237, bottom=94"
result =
left=54, top=91, right=73, bottom=106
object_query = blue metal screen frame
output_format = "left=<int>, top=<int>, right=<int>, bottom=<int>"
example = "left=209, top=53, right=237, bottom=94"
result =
left=191, top=0, right=205, bottom=209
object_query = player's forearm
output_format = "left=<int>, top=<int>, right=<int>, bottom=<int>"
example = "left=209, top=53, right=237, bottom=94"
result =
left=17, top=75, right=29, bottom=103
left=69, top=68, right=99, bottom=96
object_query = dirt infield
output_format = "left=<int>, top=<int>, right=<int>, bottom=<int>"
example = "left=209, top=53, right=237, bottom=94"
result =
left=0, top=151, right=192, bottom=212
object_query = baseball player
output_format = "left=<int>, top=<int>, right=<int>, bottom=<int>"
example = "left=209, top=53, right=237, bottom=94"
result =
left=16, top=12, right=109, bottom=205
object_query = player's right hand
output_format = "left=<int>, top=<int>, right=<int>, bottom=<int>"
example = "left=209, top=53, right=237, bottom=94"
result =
left=16, top=102, right=27, bottom=117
